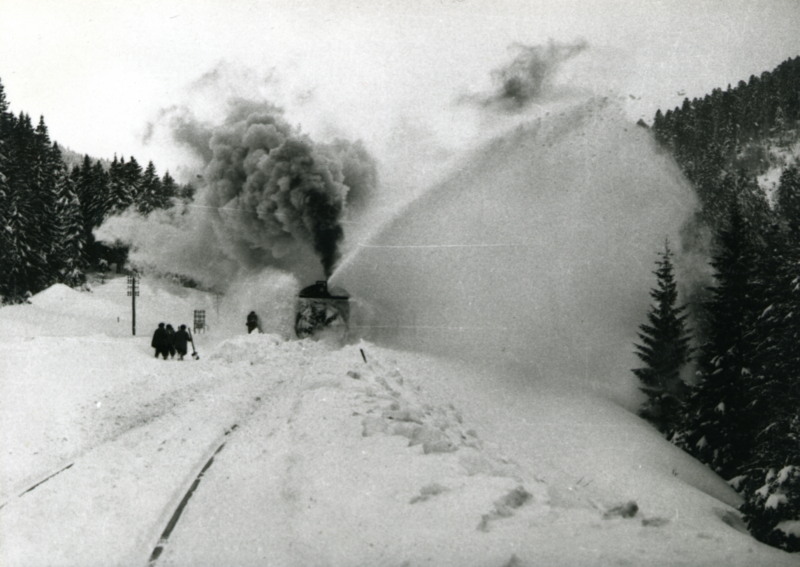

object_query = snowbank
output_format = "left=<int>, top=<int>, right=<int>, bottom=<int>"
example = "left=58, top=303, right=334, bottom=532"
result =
left=1, top=279, right=798, bottom=565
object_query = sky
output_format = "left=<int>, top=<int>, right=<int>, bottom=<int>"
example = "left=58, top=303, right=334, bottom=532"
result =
left=2, top=0, right=800, bottom=180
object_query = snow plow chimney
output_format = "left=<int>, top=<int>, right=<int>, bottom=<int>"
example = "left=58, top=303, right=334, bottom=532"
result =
left=295, top=280, right=350, bottom=341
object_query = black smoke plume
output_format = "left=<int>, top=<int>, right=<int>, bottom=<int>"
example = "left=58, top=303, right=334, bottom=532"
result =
left=469, top=39, right=589, bottom=112
left=200, top=99, right=374, bottom=278
left=104, top=97, right=377, bottom=287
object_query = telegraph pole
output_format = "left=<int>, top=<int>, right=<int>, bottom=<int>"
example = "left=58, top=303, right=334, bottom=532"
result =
left=127, top=272, right=139, bottom=336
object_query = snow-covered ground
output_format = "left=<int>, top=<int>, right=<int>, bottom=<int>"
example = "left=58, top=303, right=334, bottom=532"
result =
left=1, top=275, right=798, bottom=567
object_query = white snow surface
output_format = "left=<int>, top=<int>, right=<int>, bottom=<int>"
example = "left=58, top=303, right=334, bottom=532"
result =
left=779, top=521, right=800, bottom=538
left=1, top=276, right=798, bottom=567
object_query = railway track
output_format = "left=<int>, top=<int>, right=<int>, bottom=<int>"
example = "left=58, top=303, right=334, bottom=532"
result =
left=0, top=372, right=281, bottom=567
left=148, top=423, right=239, bottom=566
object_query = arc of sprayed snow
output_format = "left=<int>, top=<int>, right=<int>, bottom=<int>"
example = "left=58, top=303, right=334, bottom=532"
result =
left=352, top=325, right=511, bottom=331
left=356, top=243, right=529, bottom=249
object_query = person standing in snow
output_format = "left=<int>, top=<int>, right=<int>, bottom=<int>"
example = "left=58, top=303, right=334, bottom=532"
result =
left=151, top=323, right=169, bottom=359
left=174, top=324, right=191, bottom=361
left=246, top=311, right=260, bottom=334
left=165, top=324, right=176, bottom=359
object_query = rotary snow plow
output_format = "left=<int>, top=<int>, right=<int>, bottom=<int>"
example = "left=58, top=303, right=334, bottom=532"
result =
left=295, top=280, right=350, bottom=341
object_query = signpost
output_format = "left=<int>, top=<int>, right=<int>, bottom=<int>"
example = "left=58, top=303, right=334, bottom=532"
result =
left=193, top=310, right=206, bottom=333
left=127, top=272, right=139, bottom=336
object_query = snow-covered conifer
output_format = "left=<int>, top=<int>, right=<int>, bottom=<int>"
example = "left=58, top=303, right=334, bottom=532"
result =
left=677, top=201, right=761, bottom=479
left=632, top=240, right=692, bottom=435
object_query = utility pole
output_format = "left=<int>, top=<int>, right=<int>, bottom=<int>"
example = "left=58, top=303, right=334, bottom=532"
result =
left=127, top=272, right=139, bottom=336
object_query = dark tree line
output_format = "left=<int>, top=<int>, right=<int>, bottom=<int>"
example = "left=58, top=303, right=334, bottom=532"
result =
left=652, top=55, right=800, bottom=231
left=636, top=56, right=800, bottom=551
left=0, top=78, right=193, bottom=303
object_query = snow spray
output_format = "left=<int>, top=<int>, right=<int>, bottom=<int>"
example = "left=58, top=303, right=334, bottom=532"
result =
left=332, top=97, right=700, bottom=407
left=465, top=39, right=589, bottom=111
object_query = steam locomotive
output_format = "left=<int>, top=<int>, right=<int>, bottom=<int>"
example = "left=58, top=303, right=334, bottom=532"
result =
left=295, top=280, right=350, bottom=341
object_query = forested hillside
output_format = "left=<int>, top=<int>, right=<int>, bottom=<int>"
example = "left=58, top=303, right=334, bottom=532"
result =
left=652, top=55, right=800, bottom=229
left=0, top=79, right=192, bottom=303
left=638, top=55, right=800, bottom=552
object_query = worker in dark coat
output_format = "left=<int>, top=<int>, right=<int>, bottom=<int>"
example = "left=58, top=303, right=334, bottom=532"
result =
left=165, top=324, right=176, bottom=359
left=151, top=323, right=169, bottom=359
left=174, top=324, right=191, bottom=361
left=246, top=311, right=259, bottom=334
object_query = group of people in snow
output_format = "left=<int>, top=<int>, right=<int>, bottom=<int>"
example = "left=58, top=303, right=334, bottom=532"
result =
left=151, top=311, right=261, bottom=360
left=151, top=322, right=192, bottom=360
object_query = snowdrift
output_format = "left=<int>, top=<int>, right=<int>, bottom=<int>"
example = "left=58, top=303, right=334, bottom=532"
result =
left=333, top=98, right=698, bottom=405
left=1, top=279, right=797, bottom=566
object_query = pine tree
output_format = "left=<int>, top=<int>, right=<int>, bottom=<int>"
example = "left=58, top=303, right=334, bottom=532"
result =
left=734, top=171, right=772, bottom=231
left=0, top=100, right=69, bottom=302
left=0, top=191, right=36, bottom=301
left=106, top=155, right=126, bottom=214
left=677, top=202, right=762, bottom=479
left=0, top=78, right=7, bottom=118
left=160, top=171, right=178, bottom=203
left=29, top=117, right=69, bottom=290
left=85, top=157, right=111, bottom=227
left=72, top=155, right=112, bottom=267
left=0, top=85, right=18, bottom=300
left=49, top=144, right=86, bottom=286
left=776, top=165, right=800, bottom=231
left=0, top=101, right=25, bottom=300
left=137, top=161, right=163, bottom=214
left=105, top=155, right=143, bottom=214
left=740, top=461, right=800, bottom=552
left=738, top=225, right=800, bottom=552
left=633, top=240, right=693, bottom=435
left=2, top=112, right=56, bottom=296
left=123, top=155, right=143, bottom=207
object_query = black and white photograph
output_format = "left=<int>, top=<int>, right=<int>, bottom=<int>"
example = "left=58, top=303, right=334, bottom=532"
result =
left=2, top=1, right=800, bottom=565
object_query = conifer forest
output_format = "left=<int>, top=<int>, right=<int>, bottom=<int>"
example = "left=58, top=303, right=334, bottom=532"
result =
left=637, top=56, right=800, bottom=551
left=0, top=80, right=192, bottom=301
